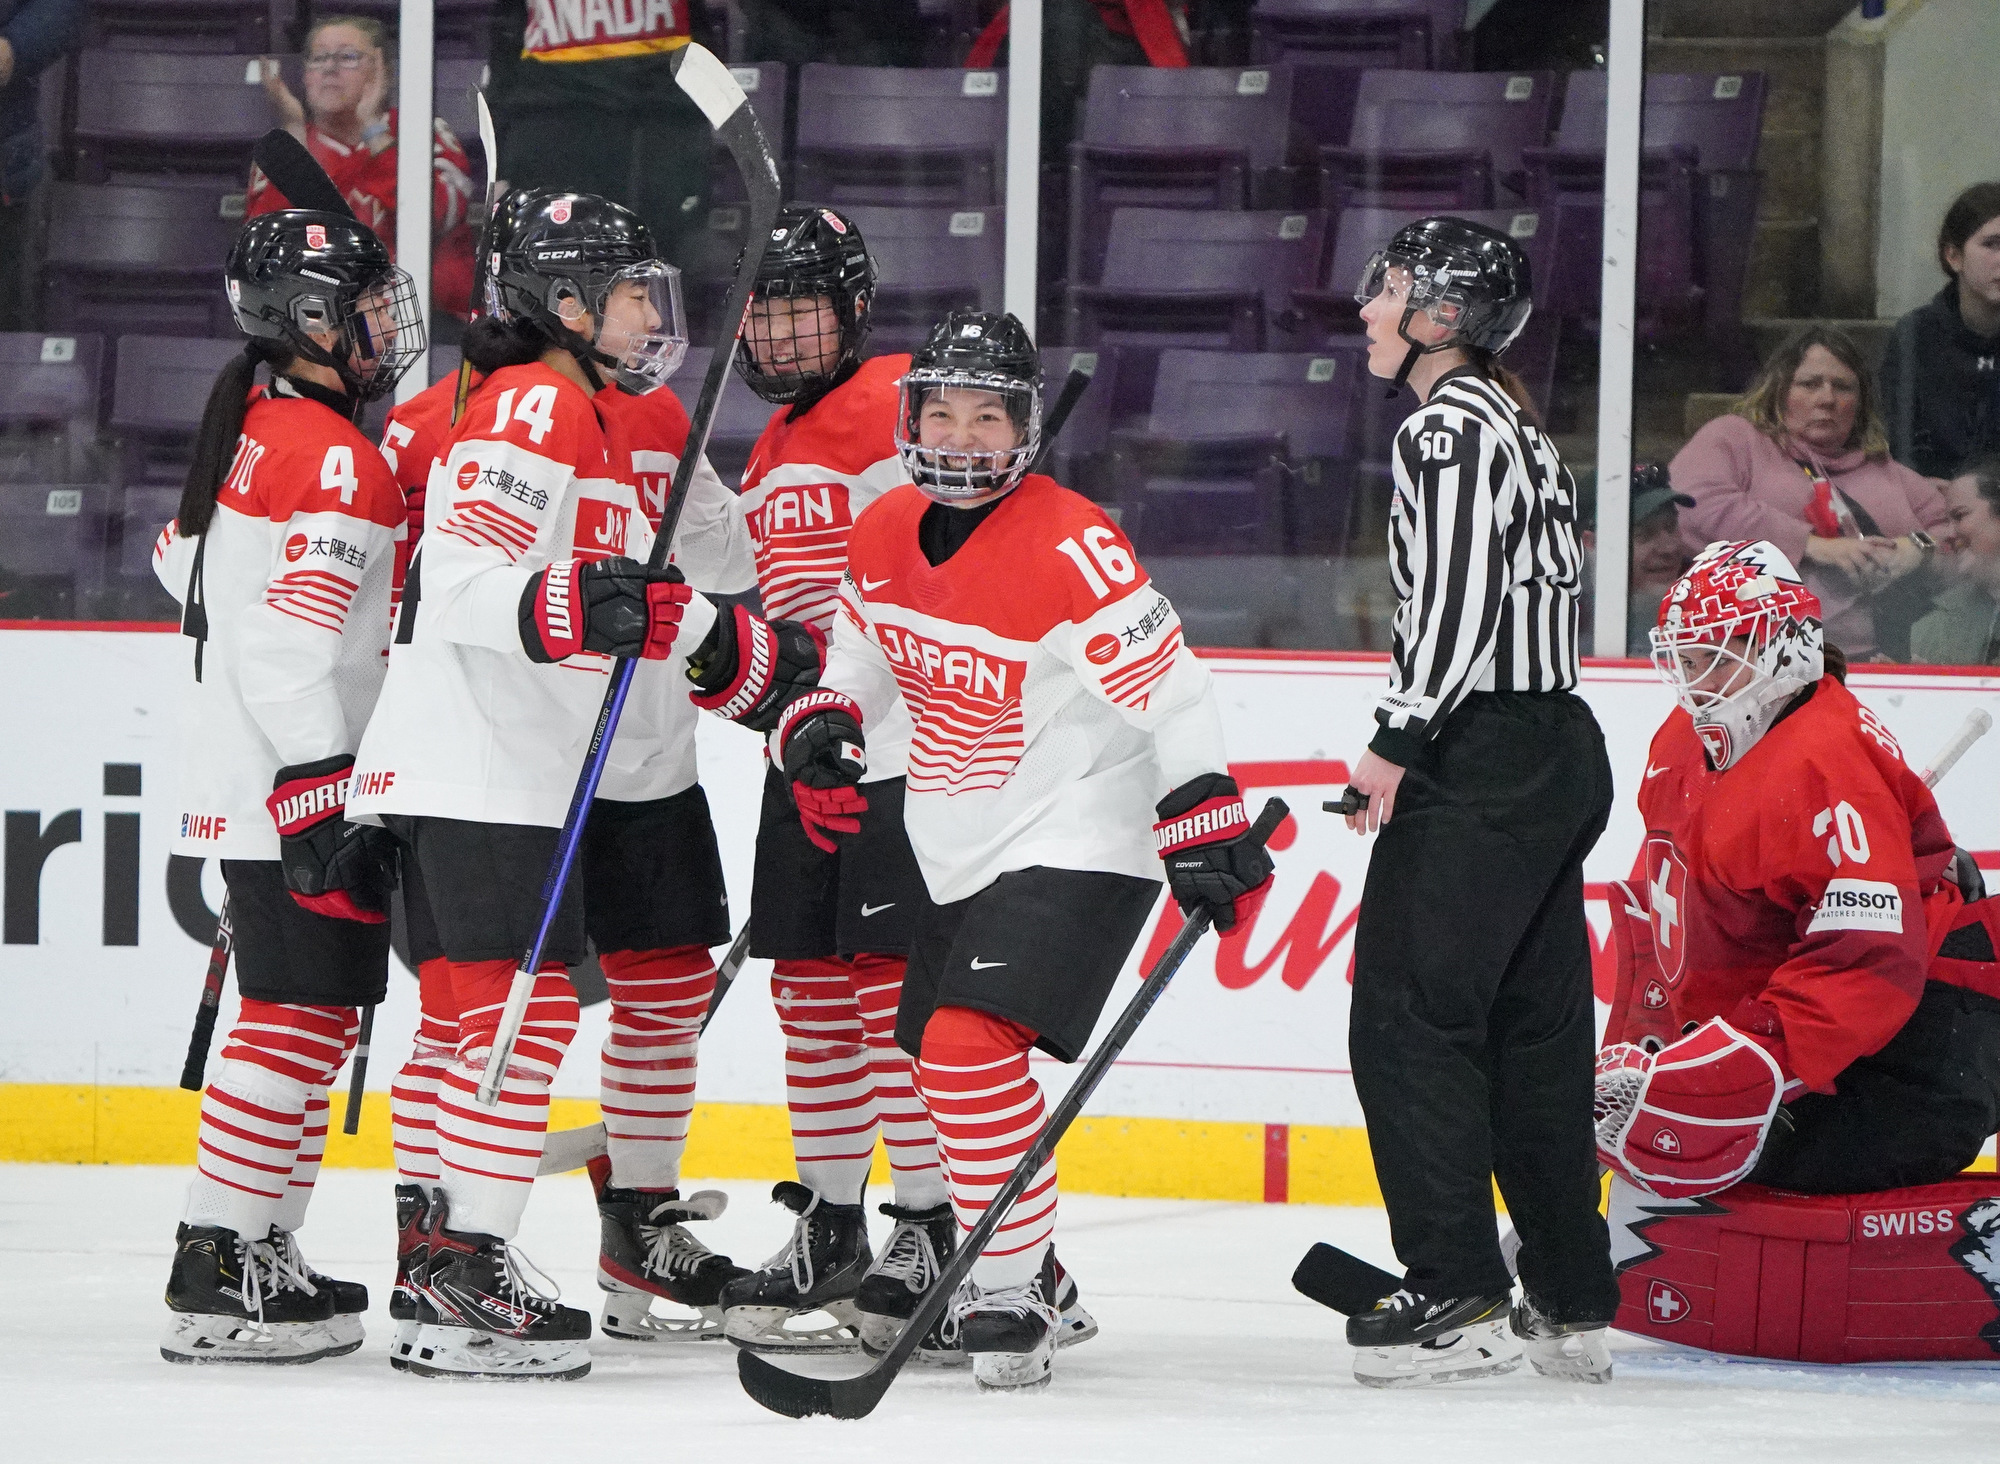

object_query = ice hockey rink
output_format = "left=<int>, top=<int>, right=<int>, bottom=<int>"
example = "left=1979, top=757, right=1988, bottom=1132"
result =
left=8, top=1163, right=1998, bottom=1463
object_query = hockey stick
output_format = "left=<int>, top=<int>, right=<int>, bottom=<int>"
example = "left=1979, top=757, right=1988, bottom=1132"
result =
left=252, top=128, right=358, bottom=218
left=341, top=1004, right=374, bottom=1135
left=453, top=91, right=506, bottom=426
left=1027, top=359, right=1095, bottom=476
left=737, top=798, right=1290, bottom=1419
left=533, top=923, right=758, bottom=1176
left=178, top=893, right=235, bottom=1092
left=476, top=44, right=783, bottom=1107
left=1293, top=1242, right=1401, bottom=1316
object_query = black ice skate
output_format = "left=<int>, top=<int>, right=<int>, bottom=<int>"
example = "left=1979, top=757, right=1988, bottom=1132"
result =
left=955, top=1248, right=1066, bottom=1392
left=1511, top=1293, right=1613, bottom=1384
left=596, top=1185, right=749, bottom=1342
left=1346, top=1288, right=1521, bottom=1388
left=718, top=1181, right=871, bottom=1353
left=391, top=1193, right=591, bottom=1381
left=160, top=1223, right=339, bottom=1366
left=389, top=1183, right=429, bottom=1348
left=855, top=1200, right=957, bottom=1357
left=270, top=1226, right=367, bottom=1355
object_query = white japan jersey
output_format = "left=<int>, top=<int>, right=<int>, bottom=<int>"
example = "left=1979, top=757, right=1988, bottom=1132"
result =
left=348, top=361, right=717, bottom=828
left=152, top=383, right=402, bottom=859
left=822, top=475, right=1229, bottom=903
left=738, top=353, right=914, bottom=783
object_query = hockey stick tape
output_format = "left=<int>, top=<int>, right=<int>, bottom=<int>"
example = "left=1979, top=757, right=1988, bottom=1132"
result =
left=671, top=43, right=747, bottom=129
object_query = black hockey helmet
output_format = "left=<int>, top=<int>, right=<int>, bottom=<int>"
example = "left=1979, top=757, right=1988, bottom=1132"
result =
left=895, top=310, right=1042, bottom=506
left=736, top=203, right=877, bottom=406
left=225, top=209, right=425, bottom=403
left=488, top=189, right=686, bottom=389
left=1356, top=215, right=1534, bottom=387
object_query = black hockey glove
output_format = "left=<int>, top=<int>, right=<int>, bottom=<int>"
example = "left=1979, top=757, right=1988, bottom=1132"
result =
left=686, top=603, right=825, bottom=732
left=266, top=755, right=396, bottom=924
left=1153, top=772, right=1275, bottom=933
left=775, top=690, right=870, bottom=853
left=519, top=557, right=697, bottom=663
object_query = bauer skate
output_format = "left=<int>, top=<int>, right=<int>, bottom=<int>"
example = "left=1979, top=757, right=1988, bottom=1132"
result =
left=596, top=1185, right=748, bottom=1342
left=955, top=1249, right=1067, bottom=1392
left=913, top=1245, right=1098, bottom=1367
left=1347, top=1289, right=1522, bottom=1388
left=718, top=1182, right=870, bottom=1354
left=855, top=1200, right=956, bottom=1357
left=1511, top=1293, right=1613, bottom=1384
left=391, top=1193, right=591, bottom=1381
left=269, top=1226, right=367, bottom=1356
left=160, top=1223, right=340, bottom=1366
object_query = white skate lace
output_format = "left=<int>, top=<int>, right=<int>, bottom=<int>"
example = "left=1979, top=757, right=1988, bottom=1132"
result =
left=497, top=1244, right=562, bottom=1314
left=1380, top=1288, right=1418, bottom=1313
left=640, top=1213, right=716, bottom=1282
left=233, top=1232, right=317, bottom=1323
left=872, top=1218, right=942, bottom=1295
left=957, top=1275, right=1058, bottom=1327
left=756, top=1194, right=830, bottom=1295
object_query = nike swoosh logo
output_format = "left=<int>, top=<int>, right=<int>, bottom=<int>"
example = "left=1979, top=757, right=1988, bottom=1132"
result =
left=1645, top=764, right=1671, bottom=779
left=860, top=902, right=895, bottom=916
left=861, top=575, right=891, bottom=591
left=969, top=957, right=1006, bottom=970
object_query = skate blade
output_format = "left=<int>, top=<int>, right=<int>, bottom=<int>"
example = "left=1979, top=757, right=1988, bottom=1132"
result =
left=723, top=1301, right=862, bottom=1355
left=601, top=1294, right=726, bottom=1343
left=1353, top=1320, right=1523, bottom=1389
left=389, top=1323, right=591, bottom=1381
left=971, top=1343, right=1055, bottom=1392
left=318, top=1312, right=366, bottom=1357
left=159, top=1312, right=339, bottom=1366
left=1523, top=1329, right=1613, bottom=1384
left=1057, top=1301, right=1099, bottom=1350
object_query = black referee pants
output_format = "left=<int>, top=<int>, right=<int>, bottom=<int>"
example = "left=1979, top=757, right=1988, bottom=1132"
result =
left=1349, top=691, right=1620, bottom=1324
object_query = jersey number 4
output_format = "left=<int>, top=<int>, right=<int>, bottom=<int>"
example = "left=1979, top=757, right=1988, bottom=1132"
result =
left=1056, top=528, right=1136, bottom=600
left=320, top=445, right=359, bottom=504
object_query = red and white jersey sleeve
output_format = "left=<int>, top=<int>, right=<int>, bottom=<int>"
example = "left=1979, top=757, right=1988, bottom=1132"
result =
left=348, top=362, right=715, bottom=828
left=824, top=475, right=1228, bottom=903
left=1635, top=678, right=1958, bottom=1093
left=152, top=386, right=402, bottom=859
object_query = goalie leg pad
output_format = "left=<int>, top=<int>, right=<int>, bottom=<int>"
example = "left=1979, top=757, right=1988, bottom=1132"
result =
left=1596, top=1019, right=1783, bottom=1199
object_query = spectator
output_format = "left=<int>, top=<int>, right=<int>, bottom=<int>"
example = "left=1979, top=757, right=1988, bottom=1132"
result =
left=1911, top=456, right=2000, bottom=667
left=1882, top=182, right=2000, bottom=481
left=0, top=0, right=85, bottom=332
left=248, top=16, right=477, bottom=319
left=1671, top=326, right=1948, bottom=662
left=967, top=1, right=1191, bottom=163
left=1626, top=463, right=1694, bottom=656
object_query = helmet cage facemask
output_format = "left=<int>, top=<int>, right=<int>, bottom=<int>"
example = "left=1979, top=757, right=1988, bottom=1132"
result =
left=739, top=274, right=873, bottom=405
left=895, top=367, right=1041, bottom=506
left=273, top=265, right=426, bottom=404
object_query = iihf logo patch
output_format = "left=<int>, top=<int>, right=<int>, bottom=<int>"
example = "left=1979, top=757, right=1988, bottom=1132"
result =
left=305, top=224, right=327, bottom=250
left=551, top=198, right=572, bottom=224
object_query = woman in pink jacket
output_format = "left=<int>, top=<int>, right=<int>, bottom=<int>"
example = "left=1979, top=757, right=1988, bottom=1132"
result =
left=1670, top=326, right=1948, bottom=660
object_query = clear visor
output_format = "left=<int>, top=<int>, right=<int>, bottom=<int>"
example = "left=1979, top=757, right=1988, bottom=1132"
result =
left=895, top=370, right=1040, bottom=505
left=1647, top=620, right=1763, bottom=715
left=291, top=265, right=426, bottom=402
left=593, top=261, right=687, bottom=387
left=1354, top=251, right=1469, bottom=331
left=742, top=290, right=845, bottom=386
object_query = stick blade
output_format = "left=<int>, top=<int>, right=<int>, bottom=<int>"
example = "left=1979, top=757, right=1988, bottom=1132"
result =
left=737, top=1347, right=891, bottom=1420
left=251, top=129, right=355, bottom=218
left=1291, top=1242, right=1400, bottom=1316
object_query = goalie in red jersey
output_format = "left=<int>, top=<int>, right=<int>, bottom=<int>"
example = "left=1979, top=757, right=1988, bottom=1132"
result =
left=1598, top=538, right=2000, bottom=1204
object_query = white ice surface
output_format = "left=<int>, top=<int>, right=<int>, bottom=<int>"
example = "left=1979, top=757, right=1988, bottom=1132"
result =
left=5, top=1164, right=1999, bottom=1463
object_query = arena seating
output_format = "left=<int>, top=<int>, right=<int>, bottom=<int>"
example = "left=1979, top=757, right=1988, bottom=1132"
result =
left=330, top=0, right=494, bottom=60
left=41, top=184, right=244, bottom=339
left=667, top=347, right=775, bottom=489
left=70, top=50, right=290, bottom=183
left=109, top=335, right=248, bottom=485
left=842, top=204, right=1005, bottom=355
left=1250, top=0, right=1464, bottom=72
left=0, top=334, right=104, bottom=485
left=0, top=483, right=116, bottom=619
left=711, top=62, right=789, bottom=203
left=1322, top=68, right=1555, bottom=210
left=1037, top=347, right=1118, bottom=500
left=84, top=0, right=287, bottom=54
left=793, top=63, right=1008, bottom=208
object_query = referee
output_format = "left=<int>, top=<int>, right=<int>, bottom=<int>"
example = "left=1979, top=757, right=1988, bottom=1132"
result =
left=1336, top=218, right=1618, bottom=1387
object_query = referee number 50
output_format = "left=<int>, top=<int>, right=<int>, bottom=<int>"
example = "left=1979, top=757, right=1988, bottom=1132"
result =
left=1057, top=529, right=1136, bottom=599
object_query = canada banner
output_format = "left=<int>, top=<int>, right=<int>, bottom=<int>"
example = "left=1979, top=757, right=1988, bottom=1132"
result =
left=2, top=630, right=1997, bottom=1134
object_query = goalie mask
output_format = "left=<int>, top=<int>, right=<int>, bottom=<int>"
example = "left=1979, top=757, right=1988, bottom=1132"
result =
left=1355, top=215, right=1533, bottom=391
left=1650, top=539, right=1825, bottom=771
left=225, top=209, right=425, bottom=404
left=895, top=310, right=1041, bottom=507
left=488, top=190, right=687, bottom=391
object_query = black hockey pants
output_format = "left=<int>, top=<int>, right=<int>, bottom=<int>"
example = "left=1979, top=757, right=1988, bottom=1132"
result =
left=1349, top=691, right=1620, bottom=1324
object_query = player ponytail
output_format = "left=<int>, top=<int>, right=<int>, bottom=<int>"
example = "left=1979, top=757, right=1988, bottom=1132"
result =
left=177, top=340, right=288, bottom=537
left=463, top=314, right=549, bottom=375
left=1463, top=345, right=1541, bottom=427
left=1822, top=640, right=1848, bottom=683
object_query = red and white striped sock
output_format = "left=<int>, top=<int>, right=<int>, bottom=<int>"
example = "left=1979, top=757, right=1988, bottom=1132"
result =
left=436, top=960, right=580, bottom=1239
left=599, top=945, right=714, bottom=1191
left=184, top=1001, right=358, bottom=1240
left=391, top=956, right=456, bottom=1192
left=851, top=953, right=947, bottom=1210
left=273, top=1084, right=331, bottom=1234
left=773, top=957, right=878, bottom=1205
left=918, top=1005, right=1054, bottom=1290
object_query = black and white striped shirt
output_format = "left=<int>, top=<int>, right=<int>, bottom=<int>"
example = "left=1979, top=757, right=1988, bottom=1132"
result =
left=1371, top=368, right=1584, bottom=765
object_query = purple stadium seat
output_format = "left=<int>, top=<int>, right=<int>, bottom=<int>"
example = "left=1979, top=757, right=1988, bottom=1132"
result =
left=1551, top=69, right=1767, bottom=172
left=1069, top=207, right=1327, bottom=351
left=793, top=65, right=1008, bottom=208
left=0, top=334, right=105, bottom=484
left=1250, top=0, right=1464, bottom=71
left=709, top=62, right=789, bottom=204
left=111, top=336, right=249, bottom=483
left=71, top=51, right=297, bottom=182
left=41, top=185, right=244, bottom=339
left=0, top=484, right=116, bottom=619
left=331, top=0, right=494, bottom=58
left=1114, top=428, right=1290, bottom=557
left=668, top=347, right=777, bottom=491
left=85, top=0, right=284, bottom=54
left=1285, top=62, right=1365, bottom=152
left=1037, top=347, right=1119, bottom=499
left=1067, top=65, right=1304, bottom=286
left=433, top=56, right=489, bottom=178
left=1322, top=69, right=1555, bottom=209
left=917, top=0, right=984, bottom=66
left=840, top=205, right=1003, bottom=354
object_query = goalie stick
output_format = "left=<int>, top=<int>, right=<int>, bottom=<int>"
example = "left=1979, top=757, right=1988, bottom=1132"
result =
left=737, top=798, right=1290, bottom=1419
left=476, top=44, right=783, bottom=1107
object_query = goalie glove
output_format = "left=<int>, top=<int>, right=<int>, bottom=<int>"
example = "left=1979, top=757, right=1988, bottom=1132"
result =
left=266, top=755, right=395, bottom=924
left=685, top=604, right=825, bottom=732
left=1593, top=1018, right=1785, bottom=1199
left=1153, top=773, right=1275, bottom=933
left=775, top=690, right=869, bottom=854
left=519, top=557, right=700, bottom=663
